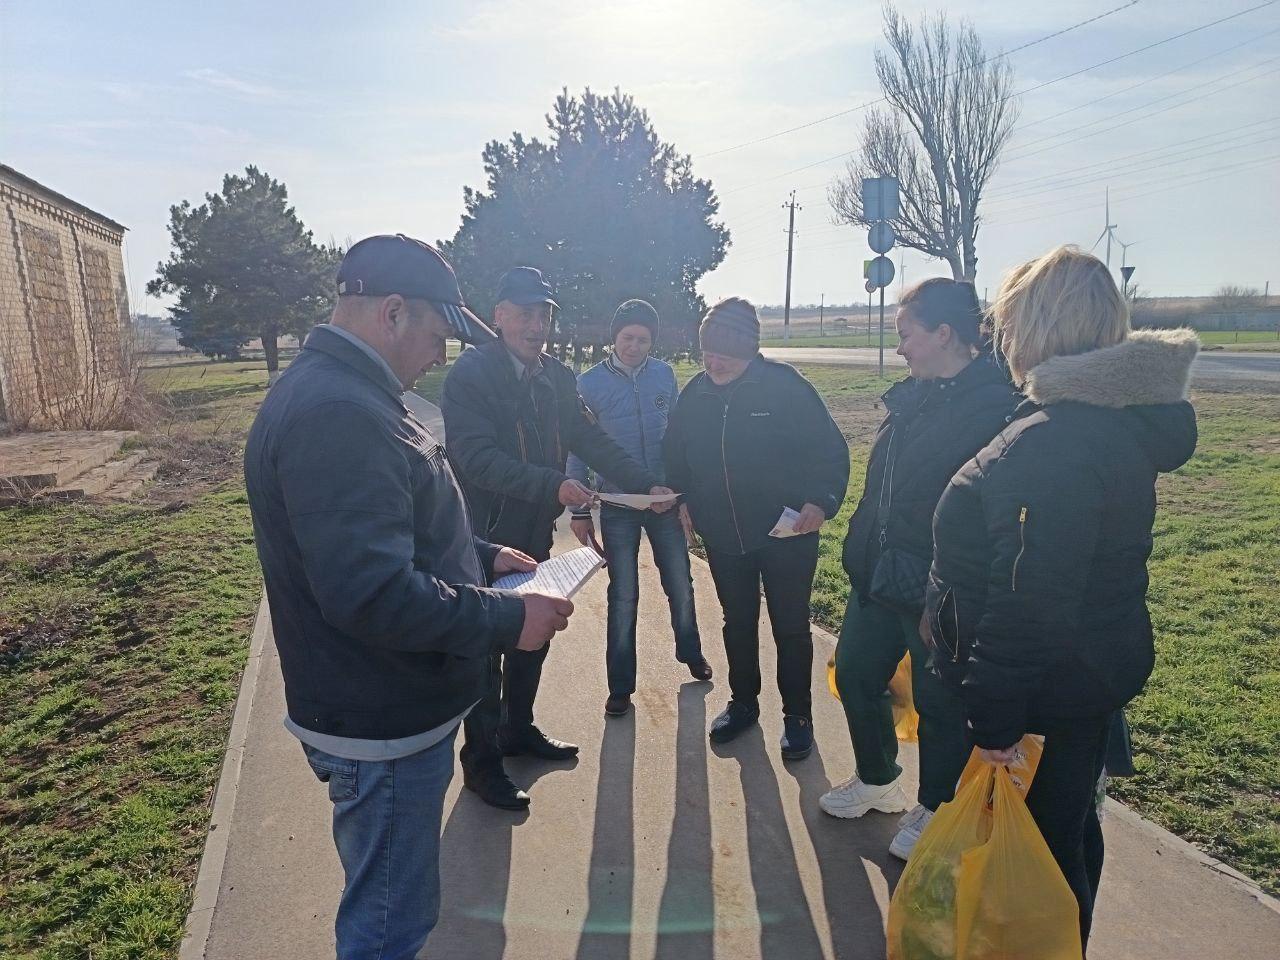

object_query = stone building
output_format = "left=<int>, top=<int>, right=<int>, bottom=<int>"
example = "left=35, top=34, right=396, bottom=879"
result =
left=0, top=164, right=131, bottom=429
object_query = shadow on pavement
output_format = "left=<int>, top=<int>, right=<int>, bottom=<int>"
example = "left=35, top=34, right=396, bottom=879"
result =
left=573, top=711, right=637, bottom=960
left=430, top=756, right=577, bottom=960
left=787, top=740, right=902, bottom=960
left=654, top=682, right=714, bottom=960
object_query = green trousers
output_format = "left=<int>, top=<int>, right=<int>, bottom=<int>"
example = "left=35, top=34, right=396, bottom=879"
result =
left=833, top=592, right=970, bottom=811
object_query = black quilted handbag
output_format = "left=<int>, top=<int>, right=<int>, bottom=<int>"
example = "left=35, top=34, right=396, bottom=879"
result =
left=868, top=547, right=931, bottom=614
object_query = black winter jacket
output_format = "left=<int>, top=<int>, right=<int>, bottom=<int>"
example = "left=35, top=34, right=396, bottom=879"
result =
left=441, top=339, right=658, bottom=559
left=842, top=355, right=1020, bottom=603
left=663, top=355, right=850, bottom=555
left=243, top=326, right=526, bottom=740
left=925, top=330, right=1199, bottom=749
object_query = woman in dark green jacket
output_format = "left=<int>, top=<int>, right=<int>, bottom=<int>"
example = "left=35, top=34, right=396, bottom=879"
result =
left=821, top=279, right=1020, bottom=865
left=664, top=297, right=849, bottom=760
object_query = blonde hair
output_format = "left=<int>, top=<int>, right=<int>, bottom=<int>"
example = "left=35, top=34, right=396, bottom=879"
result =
left=992, top=245, right=1129, bottom=383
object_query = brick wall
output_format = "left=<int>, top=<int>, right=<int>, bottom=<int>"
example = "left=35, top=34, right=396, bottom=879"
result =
left=0, top=169, right=130, bottom=428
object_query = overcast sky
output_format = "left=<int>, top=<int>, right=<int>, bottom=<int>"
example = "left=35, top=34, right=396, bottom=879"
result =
left=4, top=0, right=1277, bottom=313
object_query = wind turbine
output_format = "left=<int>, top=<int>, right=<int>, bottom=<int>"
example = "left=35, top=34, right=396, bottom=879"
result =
left=1091, top=188, right=1119, bottom=270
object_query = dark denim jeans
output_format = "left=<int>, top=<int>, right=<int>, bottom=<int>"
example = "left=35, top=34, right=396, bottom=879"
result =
left=601, top=503, right=703, bottom=696
left=704, top=533, right=820, bottom=719
left=302, top=728, right=457, bottom=960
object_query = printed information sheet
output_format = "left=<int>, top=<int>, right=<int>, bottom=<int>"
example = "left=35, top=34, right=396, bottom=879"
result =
left=594, top=490, right=680, bottom=509
left=493, top=546, right=606, bottom=599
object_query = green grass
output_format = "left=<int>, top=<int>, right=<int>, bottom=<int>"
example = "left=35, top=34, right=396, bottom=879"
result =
left=0, top=359, right=268, bottom=959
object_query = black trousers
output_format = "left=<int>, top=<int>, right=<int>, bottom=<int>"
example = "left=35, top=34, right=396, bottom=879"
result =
left=704, top=533, right=820, bottom=719
left=460, top=543, right=552, bottom=774
left=1024, top=714, right=1110, bottom=952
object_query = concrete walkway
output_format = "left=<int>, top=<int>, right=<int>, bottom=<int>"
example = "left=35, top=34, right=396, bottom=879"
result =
left=186, top=399, right=1279, bottom=959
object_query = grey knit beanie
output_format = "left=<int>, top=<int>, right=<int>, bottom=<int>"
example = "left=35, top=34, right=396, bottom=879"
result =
left=699, top=297, right=760, bottom=360
left=611, top=299, right=660, bottom=344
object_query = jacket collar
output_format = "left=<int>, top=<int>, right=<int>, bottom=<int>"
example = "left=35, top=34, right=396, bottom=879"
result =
left=303, top=326, right=404, bottom=400
left=1024, top=328, right=1199, bottom=409
left=882, top=353, right=1008, bottom=415
left=694, top=353, right=766, bottom=396
left=605, top=352, right=649, bottom=379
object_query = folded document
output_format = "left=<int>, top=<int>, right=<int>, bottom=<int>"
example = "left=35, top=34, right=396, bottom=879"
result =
left=492, top=546, right=605, bottom=599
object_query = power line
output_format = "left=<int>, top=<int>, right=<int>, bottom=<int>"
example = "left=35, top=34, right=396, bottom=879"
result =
left=717, top=1, right=1277, bottom=197
left=697, top=0, right=1143, bottom=159
left=988, top=115, right=1280, bottom=196
left=985, top=124, right=1280, bottom=207
left=985, top=152, right=1280, bottom=228
left=998, top=56, right=1280, bottom=160
left=1014, top=25, right=1280, bottom=134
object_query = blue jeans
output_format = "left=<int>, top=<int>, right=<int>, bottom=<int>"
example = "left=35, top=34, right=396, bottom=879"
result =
left=601, top=503, right=702, bottom=696
left=302, top=727, right=457, bottom=960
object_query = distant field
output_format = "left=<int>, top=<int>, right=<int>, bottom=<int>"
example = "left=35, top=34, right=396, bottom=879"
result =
left=761, top=329, right=1279, bottom=352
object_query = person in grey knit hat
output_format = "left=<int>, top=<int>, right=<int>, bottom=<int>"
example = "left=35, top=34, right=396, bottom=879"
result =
left=698, top=296, right=760, bottom=362
left=665, top=296, right=849, bottom=761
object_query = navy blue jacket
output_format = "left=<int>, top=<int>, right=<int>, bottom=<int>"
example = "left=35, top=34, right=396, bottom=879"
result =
left=567, top=353, right=677, bottom=495
left=244, top=326, right=525, bottom=740
left=441, top=339, right=657, bottom=559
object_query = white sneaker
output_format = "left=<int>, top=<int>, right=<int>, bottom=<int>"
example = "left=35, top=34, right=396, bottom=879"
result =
left=889, top=806, right=934, bottom=861
left=897, top=803, right=928, bottom=831
left=819, top=775, right=910, bottom=819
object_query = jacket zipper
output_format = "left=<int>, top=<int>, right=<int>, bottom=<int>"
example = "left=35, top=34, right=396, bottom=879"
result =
left=1011, top=506, right=1028, bottom=591
left=720, top=397, right=745, bottom=553
left=632, top=377, right=647, bottom=469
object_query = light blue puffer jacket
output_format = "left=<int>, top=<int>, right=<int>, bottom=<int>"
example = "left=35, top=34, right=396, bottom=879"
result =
left=567, top=354, right=676, bottom=494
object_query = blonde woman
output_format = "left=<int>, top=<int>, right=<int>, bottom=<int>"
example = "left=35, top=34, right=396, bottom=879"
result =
left=923, top=246, right=1198, bottom=948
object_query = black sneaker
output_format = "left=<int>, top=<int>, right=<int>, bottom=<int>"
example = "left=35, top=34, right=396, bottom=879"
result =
left=781, top=715, right=814, bottom=760
left=462, top=765, right=530, bottom=810
left=605, top=694, right=632, bottom=716
left=709, top=701, right=760, bottom=744
left=500, top=724, right=580, bottom=761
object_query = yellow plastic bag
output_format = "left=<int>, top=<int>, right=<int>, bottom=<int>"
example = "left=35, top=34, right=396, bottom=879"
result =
left=888, top=653, right=920, bottom=743
left=825, top=652, right=919, bottom=743
left=888, top=749, right=1082, bottom=960
left=956, top=734, right=1045, bottom=799
left=955, top=764, right=1083, bottom=960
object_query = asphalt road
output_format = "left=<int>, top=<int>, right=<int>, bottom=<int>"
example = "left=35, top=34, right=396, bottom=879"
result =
left=761, top=346, right=1280, bottom=386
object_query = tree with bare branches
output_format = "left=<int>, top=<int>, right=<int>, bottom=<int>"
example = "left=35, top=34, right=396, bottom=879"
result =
left=829, top=5, right=1019, bottom=281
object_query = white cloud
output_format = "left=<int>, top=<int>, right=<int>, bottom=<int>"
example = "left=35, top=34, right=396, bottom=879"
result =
left=183, top=67, right=288, bottom=101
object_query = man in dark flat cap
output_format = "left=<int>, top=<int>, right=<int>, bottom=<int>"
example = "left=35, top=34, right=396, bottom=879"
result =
left=442, top=266, right=674, bottom=809
left=245, top=236, right=575, bottom=959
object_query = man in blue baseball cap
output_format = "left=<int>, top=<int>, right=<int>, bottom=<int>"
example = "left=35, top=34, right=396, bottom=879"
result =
left=245, top=236, right=573, bottom=958
left=442, top=266, right=676, bottom=810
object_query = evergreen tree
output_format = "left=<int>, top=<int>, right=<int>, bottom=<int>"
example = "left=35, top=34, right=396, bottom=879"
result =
left=441, top=88, right=729, bottom=355
left=148, top=166, right=338, bottom=374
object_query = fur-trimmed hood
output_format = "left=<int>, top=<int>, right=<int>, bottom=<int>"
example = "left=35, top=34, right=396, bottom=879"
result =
left=1024, top=328, right=1199, bottom=408
left=1024, top=328, right=1199, bottom=474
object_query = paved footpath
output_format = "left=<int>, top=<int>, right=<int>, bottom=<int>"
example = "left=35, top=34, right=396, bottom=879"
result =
left=186, top=412, right=1279, bottom=959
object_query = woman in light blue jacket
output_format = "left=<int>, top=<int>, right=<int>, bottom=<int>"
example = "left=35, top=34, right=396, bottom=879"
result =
left=569, top=300, right=711, bottom=716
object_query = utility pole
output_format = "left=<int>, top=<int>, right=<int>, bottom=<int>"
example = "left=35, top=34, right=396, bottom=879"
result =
left=819, top=293, right=825, bottom=338
left=782, top=191, right=800, bottom=343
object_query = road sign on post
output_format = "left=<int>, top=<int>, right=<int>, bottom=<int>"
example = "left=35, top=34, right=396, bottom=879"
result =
left=868, top=222, right=896, bottom=255
left=861, top=177, right=900, bottom=222
left=868, top=256, right=896, bottom=289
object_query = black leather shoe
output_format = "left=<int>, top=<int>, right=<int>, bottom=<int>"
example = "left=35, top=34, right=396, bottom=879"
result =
left=462, top=765, right=530, bottom=810
left=605, top=694, right=632, bottom=716
left=781, top=714, right=814, bottom=760
left=686, top=658, right=713, bottom=682
left=501, top=724, right=580, bottom=760
left=709, top=701, right=760, bottom=744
